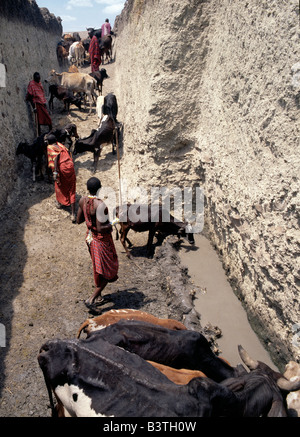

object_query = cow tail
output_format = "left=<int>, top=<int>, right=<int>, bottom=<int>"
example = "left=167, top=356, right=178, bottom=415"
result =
left=76, top=320, right=89, bottom=338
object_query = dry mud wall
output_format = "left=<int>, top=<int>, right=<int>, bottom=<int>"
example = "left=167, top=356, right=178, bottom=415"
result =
left=113, top=0, right=300, bottom=368
left=0, top=0, right=62, bottom=209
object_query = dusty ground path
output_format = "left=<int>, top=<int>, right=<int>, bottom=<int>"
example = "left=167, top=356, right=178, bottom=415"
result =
left=0, top=60, right=206, bottom=417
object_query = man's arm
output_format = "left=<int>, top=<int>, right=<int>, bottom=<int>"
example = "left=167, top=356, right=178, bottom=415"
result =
left=76, top=197, right=85, bottom=224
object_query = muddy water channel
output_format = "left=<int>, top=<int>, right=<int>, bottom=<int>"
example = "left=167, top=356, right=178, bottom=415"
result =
left=179, top=234, right=277, bottom=369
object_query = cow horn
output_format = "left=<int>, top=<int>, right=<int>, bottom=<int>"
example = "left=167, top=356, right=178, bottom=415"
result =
left=276, top=376, right=300, bottom=392
left=238, top=345, right=259, bottom=370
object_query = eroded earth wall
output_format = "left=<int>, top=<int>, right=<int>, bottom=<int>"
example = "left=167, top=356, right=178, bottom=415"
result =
left=113, top=0, right=300, bottom=367
left=0, top=0, right=61, bottom=208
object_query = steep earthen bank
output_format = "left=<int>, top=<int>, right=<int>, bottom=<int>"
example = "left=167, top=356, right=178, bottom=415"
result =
left=0, top=0, right=62, bottom=209
left=113, top=0, right=300, bottom=368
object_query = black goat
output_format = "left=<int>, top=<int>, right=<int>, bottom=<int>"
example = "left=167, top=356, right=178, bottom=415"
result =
left=16, top=134, right=48, bottom=182
left=46, top=123, right=79, bottom=152
left=89, top=69, right=109, bottom=95
left=17, top=123, right=79, bottom=181
left=73, top=116, right=115, bottom=172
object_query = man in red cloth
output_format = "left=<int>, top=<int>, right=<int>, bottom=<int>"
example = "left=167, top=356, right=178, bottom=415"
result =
left=76, top=177, right=119, bottom=310
left=26, top=72, right=52, bottom=135
left=88, top=30, right=101, bottom=72
left=46, top=134, right=76, bottom=223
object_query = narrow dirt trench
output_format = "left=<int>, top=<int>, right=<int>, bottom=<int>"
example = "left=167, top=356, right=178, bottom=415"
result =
left=0, top=60, right=203, bottom=417
left=0, top=58, right=278, bottom=418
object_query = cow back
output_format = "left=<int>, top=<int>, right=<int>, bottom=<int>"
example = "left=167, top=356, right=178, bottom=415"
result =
left=61, top=72, right=96, bottom=93
left=77, top=308, right=186, bottom=338
left=84, top=320, right=236, bottom=382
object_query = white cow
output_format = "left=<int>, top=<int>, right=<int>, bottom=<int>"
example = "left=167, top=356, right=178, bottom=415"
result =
left=68, top=42, right=85, bottom=67
left=96, top=95, right=105, bottom=126
left=46, top=70, right=97, bottom=114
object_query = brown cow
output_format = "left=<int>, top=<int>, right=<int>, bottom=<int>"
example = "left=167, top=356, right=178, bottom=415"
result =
left=100, top=35, right=112, bottom=64
left=77, top=308, right=186, bottom=338
left=147, top=361, right=206, bottom=385
left=56, top=45, right=68, bottom=69
left=45, top=70, right=97, bottom=114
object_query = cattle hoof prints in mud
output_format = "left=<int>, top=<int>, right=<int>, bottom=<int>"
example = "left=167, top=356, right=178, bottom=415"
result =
left=38, top=311, right=300, bottom=417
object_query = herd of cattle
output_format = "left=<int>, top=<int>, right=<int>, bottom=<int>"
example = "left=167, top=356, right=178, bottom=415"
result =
left=57, top=29, right=113, bottom=69
left=17, top=66, right=119, bottom=182
left=38, top=308, right=300, bottom=417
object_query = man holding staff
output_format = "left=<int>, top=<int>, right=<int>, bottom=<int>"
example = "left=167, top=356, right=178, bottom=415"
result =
left=77, top=177, right=119, bottom=310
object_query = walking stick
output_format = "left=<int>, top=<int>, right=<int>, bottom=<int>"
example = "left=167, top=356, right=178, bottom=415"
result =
left=30, top=105, right=39, bottom=182
left=115, top=123, right=122, bottom=208
left=111, top=122, right=123, bottom=238
left=34, top=111, right=39, bottom=137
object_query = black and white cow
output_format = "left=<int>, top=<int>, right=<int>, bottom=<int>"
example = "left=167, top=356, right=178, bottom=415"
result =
left=38, top=336, right=239, bottom=417
left=73, top=115, right=116, bottom=172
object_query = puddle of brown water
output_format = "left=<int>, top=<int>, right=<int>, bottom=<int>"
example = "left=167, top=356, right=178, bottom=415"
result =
left=179, top=234, right=277, bottom=369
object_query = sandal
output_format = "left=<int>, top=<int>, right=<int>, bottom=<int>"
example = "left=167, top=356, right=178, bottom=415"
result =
left=84, top=298, right=105, bottom=310
left=93, top=297, right=106, bottom=307
left=84, top=300, right=96, bottom=310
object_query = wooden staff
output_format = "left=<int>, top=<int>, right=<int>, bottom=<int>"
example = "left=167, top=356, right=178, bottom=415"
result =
left=114, top=123, right=122, bottom=208
left=34, top=108, right=39, bottom=137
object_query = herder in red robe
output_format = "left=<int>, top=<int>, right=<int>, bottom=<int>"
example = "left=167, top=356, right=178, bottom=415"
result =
left=26, top=72, right=52, bottom=135
left=76, top=177, right=119, bottom=310
left=88, top=30, right=101, bottom=72
left=46, top=134, right=76, bottom=223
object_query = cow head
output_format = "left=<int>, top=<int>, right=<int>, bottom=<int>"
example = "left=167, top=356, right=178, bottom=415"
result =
left=222, top=345, right=300, bottom=417
left=100, top=68, right=109, bottom=79
left=65, top=123, right=79, bottom=139
left=87, top=27, right=95, bottom=37
left=238, top=345, right=300, bottom=393
left=45, top=70, right=63, bottom=86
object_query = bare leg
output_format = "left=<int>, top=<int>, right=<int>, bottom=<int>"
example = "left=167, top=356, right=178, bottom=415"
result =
left=71, top=202, right=76, bottom=223
left=85, top=274, right=108, bottom=306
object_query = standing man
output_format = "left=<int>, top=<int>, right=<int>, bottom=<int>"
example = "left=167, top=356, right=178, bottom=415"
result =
left=26, top=72, right=52, bottom=135
left=88, top=29, right=101, bottom=72
left=101, top=18, right=111, bottom=37
left=77, top=177, right=119, bottom=310
left=46, top=134, right=76, bottom=223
